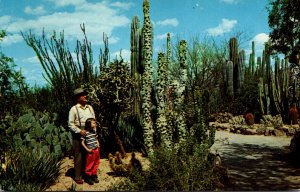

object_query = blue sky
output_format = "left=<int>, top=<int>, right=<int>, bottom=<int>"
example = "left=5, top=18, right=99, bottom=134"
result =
left=0, top=0, right=270, bottom=86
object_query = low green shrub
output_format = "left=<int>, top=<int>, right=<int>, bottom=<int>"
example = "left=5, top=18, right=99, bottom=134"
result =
left=108, top=143, right=215, bottom=191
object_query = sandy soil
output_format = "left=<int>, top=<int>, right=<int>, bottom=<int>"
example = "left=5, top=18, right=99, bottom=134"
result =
left=47, top=130, right=300, bottom=191
left=47, top=152, right=148, bottom=191
left=212, top=131, right=300, bottom=190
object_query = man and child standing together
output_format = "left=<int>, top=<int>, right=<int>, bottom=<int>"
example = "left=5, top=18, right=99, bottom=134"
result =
left=68, top=88, right=100, bottom=185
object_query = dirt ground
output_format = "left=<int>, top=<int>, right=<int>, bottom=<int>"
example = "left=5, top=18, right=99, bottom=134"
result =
left=47, top=152, right=149, bottom=191
left=47, top=130, right=300, bottom=191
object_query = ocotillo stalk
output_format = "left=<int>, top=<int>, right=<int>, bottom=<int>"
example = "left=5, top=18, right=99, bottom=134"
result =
left=141, top=0, right=154, bottom=156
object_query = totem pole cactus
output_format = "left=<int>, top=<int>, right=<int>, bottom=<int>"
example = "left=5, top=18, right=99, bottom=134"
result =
left=176, top=40, right=188, bottom=148
left=156, top=52, right=171, bottom=149
left=141, top=0, right=154, bottom=156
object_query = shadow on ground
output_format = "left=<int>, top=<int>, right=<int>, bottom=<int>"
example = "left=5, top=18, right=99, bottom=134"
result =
left=219, top=142, right=300, bottom=191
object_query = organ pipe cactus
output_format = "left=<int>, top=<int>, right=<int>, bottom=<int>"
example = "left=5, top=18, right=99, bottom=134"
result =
left=251, top=41, right=256, bottom=75
left=130, top=16, right=142, bottom=117
left=141, top=0, right=154, bottom=156
left=226, top=61, right=234, bottom=98
left=258, top=43, right=291, bottom=120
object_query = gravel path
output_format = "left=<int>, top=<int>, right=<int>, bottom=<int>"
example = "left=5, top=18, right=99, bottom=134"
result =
left=211, top=130, right=300, bottom=191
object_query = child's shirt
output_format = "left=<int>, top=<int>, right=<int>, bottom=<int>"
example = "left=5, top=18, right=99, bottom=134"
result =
left=82, top=130, right=98, bottom=149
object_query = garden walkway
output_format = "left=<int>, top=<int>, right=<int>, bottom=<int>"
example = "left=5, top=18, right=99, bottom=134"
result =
left=211, top=130, right=300, bottom=190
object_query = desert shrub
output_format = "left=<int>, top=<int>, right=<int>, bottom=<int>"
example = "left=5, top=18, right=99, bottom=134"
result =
left=0, top=147, right=63, bottom=191
left=108, top=143, right=214, bottom=191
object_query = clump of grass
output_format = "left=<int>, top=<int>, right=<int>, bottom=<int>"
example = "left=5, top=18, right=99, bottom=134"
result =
left=0, top=147, right=63, bottom=191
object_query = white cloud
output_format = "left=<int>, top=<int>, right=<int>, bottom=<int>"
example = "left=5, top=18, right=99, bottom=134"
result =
left=111, top=2, right=133, bottom=10
left=46, top=0, right=85, bottom=7
left=2, top=34, right=23, bottom=46
left=24, top=5, right=46, bottom=15
left=155, top=32, right=175, bottom=40
left=0, top=15, right=12, bottom=26
left=247, top=33, right=270, bottom=58
left=111, top=49, right=131, bottom=62
left=252, top=33, right=269, bottom=44
left=4, top=1, right=131, bottom=46
left=207, top=18, right=237, bottom=36
left=22, top=56, right=41, bottom=64
left=156, top=18, right=179, bottom=27
left=220, top=0, right=238, bottom=4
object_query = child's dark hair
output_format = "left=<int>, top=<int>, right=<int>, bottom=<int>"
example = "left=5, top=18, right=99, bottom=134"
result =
left=85, top=118, right=96, bottom=130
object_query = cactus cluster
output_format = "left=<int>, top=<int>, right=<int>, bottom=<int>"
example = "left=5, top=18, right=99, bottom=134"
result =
left=258, top=43, right=290, bottom=119
left=2, top=109, right=72, bottom=157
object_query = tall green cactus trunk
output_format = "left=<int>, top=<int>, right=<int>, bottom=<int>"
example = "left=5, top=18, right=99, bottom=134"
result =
left=251, top=41, right=256, bottom=75
left=130, top=16, right=142, bottom=118
left=229, top=37, right=239, bottom=96
left=226, top=61, right=234, bottom=98
left=141, top=0, right=154, bottom=156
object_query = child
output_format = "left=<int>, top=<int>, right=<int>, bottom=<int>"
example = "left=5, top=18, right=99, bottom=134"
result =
left=81, top=118, right=100, bottom=185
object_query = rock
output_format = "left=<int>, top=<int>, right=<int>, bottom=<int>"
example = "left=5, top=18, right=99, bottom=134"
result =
left=273, top=129, right=286, bottom=137
left=244, top=128, right=257, bottom=135
left=265, top=127, right=274, bottom=136
left=256, top=126, right=266, bottom=135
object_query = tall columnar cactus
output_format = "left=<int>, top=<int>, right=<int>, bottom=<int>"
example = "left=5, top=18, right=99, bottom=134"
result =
left=229, top=37, right=240, bottom=95
left=130, top=16, right=143, bottom=118
left=251, top=41, right=256, bottom=75
left=141, top=0, right=154, bottom=156
left=176, top=40, right=188, bottom=148
left=258, top=43, right=291, bottom=120
left=226, top=61, right=234, bottom=98
left=238, top=50, right=245, bottom=88
left=156, top=52, right=171, bottom=149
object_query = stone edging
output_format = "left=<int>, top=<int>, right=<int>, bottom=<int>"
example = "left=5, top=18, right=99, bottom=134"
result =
left=209, top=122, right=299, bottom=137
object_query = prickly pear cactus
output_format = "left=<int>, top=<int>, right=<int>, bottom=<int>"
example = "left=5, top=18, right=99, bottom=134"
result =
left=3, top=109, right=72, bottom=157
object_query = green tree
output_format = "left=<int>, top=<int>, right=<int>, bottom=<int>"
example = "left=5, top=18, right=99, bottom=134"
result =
left=267, top=0, right=300, bottom=66
left=0, top=30, right=28, bottom=117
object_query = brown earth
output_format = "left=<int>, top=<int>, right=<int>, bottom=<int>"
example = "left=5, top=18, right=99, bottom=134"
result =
left=47, top=130, right=300, bottom=191
left=47, top=152, right=149, bottom=191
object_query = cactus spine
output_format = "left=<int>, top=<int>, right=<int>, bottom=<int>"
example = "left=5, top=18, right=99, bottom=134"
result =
left=141, top=0, right=154, bottom=156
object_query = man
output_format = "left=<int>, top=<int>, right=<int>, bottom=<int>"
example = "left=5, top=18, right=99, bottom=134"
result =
left=68, top=88, right=95, bottom=184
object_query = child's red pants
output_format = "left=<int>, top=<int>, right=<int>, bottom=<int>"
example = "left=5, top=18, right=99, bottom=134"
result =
left=85, top=148, right=100, bottom=176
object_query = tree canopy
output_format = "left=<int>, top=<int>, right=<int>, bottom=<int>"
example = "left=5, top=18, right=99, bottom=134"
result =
left=267, top=0, right=300, bottom=65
